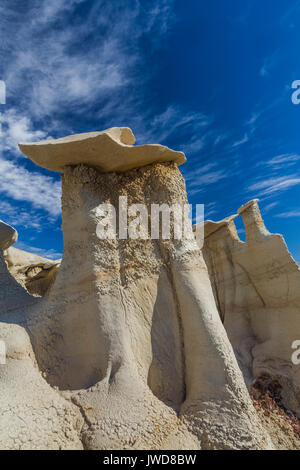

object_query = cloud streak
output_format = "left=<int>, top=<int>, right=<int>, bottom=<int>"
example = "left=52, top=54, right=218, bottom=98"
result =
left=276, top=210, right=300, bottom=218
left=0, top=157, right=61, bottom=216
left=247, top=175, right=300, bottom=197
left=15, top=240, right=62, bottom=260
left=0, top=0, right=175, bottom=123
left=262, top=153, right=300, bottom=168
left=0, top=108, right=48, bottom=152
left=0, top=200, right=48, bottom=230
left=185, top=163, right=229, bottom=196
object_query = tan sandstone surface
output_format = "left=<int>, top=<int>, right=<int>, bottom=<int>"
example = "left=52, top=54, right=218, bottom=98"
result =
left=200, top=199, right=300, bottom=419
left=1, top=126, right=298, bottom=449
left=4, top=247, right=60, bottom=297
left=19, top=127, right=186, bottom=173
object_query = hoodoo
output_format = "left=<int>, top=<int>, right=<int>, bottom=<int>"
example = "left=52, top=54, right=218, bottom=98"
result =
left=0, top=128, right=276, bottom=449
left=14, top=127, right=269, bottom=449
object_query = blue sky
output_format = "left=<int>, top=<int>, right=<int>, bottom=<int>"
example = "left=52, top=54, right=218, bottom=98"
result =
left=0, top=0, right=300, bottom=261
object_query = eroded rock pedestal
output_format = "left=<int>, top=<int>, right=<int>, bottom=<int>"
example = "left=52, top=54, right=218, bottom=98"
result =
left=0, top=128, right=272, bottom=449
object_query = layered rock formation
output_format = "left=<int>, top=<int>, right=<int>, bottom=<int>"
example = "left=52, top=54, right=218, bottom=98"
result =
left=1, top=126, right=294, bottom=449
left=4, top=247, right=60, bottom=297
left=201, top=199, right=300, bottom=418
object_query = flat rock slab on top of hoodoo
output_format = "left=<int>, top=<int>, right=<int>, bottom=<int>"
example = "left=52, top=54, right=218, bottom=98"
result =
left=18, top=126, right=186, bottom=173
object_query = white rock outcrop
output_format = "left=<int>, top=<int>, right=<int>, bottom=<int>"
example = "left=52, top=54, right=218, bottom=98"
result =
left=0, top=128, right=276, bottom=449
left=0, top=219, right=17, bottom=251
left=201, top=199, right=300, bottom=417
left=5, top=247, right=60, bottom=296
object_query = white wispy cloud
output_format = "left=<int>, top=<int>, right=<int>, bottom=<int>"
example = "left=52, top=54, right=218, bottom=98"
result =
left=248, top=175, right=300, bottom=196
left=231, top=133, right=249, bottom=148
left=262, top=201, right=278, bottom=213
left=0, top=157, right=61, bottom=216
left=137, top=105, right=211, bottom=150
left=0, top=200, right=48, bottom=230
left=0, top=108, right=48, bottom=152
left=213, top=133, right=229, bottom=147
left=204, top=201, right=217, bottom=218
left=14, top=241, right=62, bottom=260
left=246, top=112, right=261, bottom=126
left=263, top=153, right=300, bottom=168
left=1, top=0, right=175, bottom=121
left=185, top=163, right=229, bottom=195
left=185, top=163, right=217, bottom=181
left=191, top=169, right=228, bottom=186
left=276, top=210, right=300, bottom=218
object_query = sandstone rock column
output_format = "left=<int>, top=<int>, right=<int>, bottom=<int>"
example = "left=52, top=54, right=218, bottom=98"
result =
left=19, top=129, right=271, bottom=449
left=237, top=199, right=270, bottom=242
